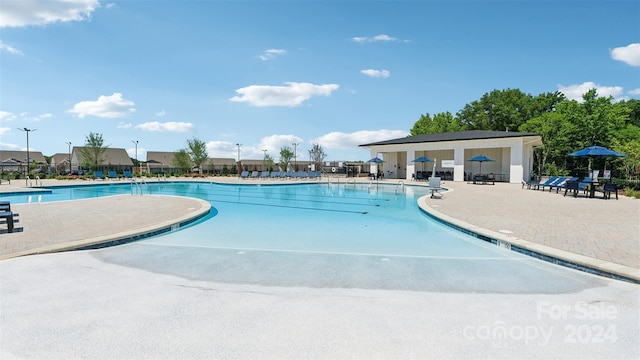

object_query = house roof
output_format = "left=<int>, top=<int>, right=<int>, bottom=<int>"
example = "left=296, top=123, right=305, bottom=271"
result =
left=359, top=130, right=540, bottom=147
left=0, top=150, right=48, bottom=164
left=73, top=147, right=133, bottom=166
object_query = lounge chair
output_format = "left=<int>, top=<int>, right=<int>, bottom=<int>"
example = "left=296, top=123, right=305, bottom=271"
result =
left=94, top=171, right=104, bottom=180
left=533, top=176, right=558, bottom=190
left=123, top=170, right=133, bottom=178
left=260, top=171, right=269, bottom=179
left=240, top=171, right=249, bottom=179
left=251, top=171, right=259, bottom=179
left=552, top=177, right=578, bottom=193
left=108, top=171, right=118, bottom=180
left=522, top=179, right=540, bottom=189
left=542, top=176, right=567, bottom=192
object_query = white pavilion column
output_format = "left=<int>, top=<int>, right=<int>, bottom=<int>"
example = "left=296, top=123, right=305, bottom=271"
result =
left=453, top=146, right=465, bottom=181
left=406, top=149, right=416, bottom=181
left=509, top=141, right=524, bottom=183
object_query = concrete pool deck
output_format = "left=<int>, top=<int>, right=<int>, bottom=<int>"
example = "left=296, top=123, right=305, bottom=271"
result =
left=0, top=176, right=638, bottom=282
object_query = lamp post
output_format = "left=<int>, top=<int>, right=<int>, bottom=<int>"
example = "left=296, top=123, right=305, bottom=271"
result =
left=18, top=127, right=36, bottom=185
left=132, top=140, right=139, bottom=174
left=66, top=141, right=72, bottom=174
left=236, top=143, right=242, bottom=177
left=262, top=149, right=268, bottom=171
left=292, top=142, right=299, bottom=171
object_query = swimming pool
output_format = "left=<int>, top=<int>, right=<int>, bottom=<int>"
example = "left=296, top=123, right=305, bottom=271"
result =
left=4, top=182, right=609, bottom=293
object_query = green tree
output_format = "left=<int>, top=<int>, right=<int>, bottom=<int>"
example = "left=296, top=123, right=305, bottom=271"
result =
left=186, top=137, right=208, bottom=174
left=278, top=146, right=294, bottom=171
left=172, top=149, right=192, bottom=174
left=457, top=89, right=535, bottom=131
left=410, top=112, right=464, bottom=135
left=80, top=132, right=108, bottom=171
left=611, top=138, right=640, bottom=179
left=308, top=143, right=327, bottom=171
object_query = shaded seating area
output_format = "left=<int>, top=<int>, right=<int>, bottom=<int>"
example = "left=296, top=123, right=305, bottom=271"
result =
left=472, top=174, right=494, bottom=185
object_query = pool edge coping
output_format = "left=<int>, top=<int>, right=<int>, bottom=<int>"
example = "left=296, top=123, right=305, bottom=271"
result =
left=0, top=195, right=212, bottom=260
left=417, top=196, right=640, bottom=284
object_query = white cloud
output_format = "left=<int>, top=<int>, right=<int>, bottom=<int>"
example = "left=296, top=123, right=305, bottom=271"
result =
left=117, top=122, right=132, bottom=129
left=206, top=135, right=304, bottom=159
left=0, top=41, right=23, bottom=55
left=0, top=0, right=100, bottom=28
left=610, top=43, right=640, bottom=67
left=156, top=110, right=166, bottom=117
left=33, top=113, right=54, bottom=121
left=0, top=127, right=11, bottom=136
left=361, top=69, right=390, bottom=78
left=135, top=121, right=193, bottom=132
left=313, top=129, right=408, bottom=150
left=350, top=34, right=408, bottom=43
left=230, top=82, right=340, bottom=107
left=628, top=88, right=640, bottom=95
left=0, top=111, right=52, bottom=122
left=0, top=111, right=17, bottom=122
left=67, top=93, right=136, bottom=118
left=557, top=82, right=624, bottom=102
left=259, top=49, right=286, bottom=61
left=0, top=141, right=20, bottom=150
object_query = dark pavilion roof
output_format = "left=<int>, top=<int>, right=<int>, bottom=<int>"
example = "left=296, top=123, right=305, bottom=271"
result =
left=359, top=130, right=540, bottom=147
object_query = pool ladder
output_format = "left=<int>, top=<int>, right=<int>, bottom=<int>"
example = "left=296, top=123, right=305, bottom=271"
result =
left=26, top=176, right=42, bottom=188
left=131, top=178, right=152, bottom=195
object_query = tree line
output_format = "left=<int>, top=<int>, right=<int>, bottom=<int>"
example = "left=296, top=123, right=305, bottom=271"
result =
left=409, top=88, right=640, bottom=179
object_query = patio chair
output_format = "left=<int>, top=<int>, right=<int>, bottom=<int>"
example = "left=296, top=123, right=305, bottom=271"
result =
left=108, top=171, right=118, bottom=180
left=94, top=171, right=104, bottom=180
left=123, top=170, right=133, bottom=179
left=260, top=171, right=269, bottom=179
left=600, top=182, right=619, bottom=200
left=563, top=179, right=591, bottom=197
left=240, top=171, right=249, bottom=179
left=251, top=171, right=259, bottom=179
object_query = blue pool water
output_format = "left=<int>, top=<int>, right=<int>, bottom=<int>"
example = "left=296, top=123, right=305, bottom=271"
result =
left=5, top=182, right=608, bottom=292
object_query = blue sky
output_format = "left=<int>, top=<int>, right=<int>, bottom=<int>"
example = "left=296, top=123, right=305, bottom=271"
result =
left=1, top=0, right=639, bottom=162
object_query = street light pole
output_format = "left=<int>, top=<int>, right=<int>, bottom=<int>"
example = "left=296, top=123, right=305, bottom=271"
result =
left=236, top=143, right=242, bottom=177
left=66, top=141, right=72, bottom=174
left=18, top=127, right=36, bottom=185
left=262, top=149, right=268, bottom=171
left=132, top=140, right=139, bottom=174
left=292, top=142, right=299, bottom=171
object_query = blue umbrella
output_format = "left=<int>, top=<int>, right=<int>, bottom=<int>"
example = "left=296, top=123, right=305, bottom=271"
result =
left=568, top=146, right=626, bottom=178
left=468, top=154, right=494, bottom=175
left=367, top=157, right=384, bottom=163
left=411, top=156, right=433, bottom=175
left=568, top=146, right=626, bottom=158
left=411, top=156, right=433, bottom=163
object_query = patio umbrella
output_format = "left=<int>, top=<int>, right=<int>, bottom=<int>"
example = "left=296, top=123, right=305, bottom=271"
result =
left=367, top=157, right=384, bottom=163
left=468, top=154, right=494, bottom=176
left=411, top=156, right=433, bottom=174
left=568, top=145, right=626, bottom=178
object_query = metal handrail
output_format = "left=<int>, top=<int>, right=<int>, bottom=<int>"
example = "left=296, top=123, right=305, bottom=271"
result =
left=131, top=178, right=142, bottom=195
